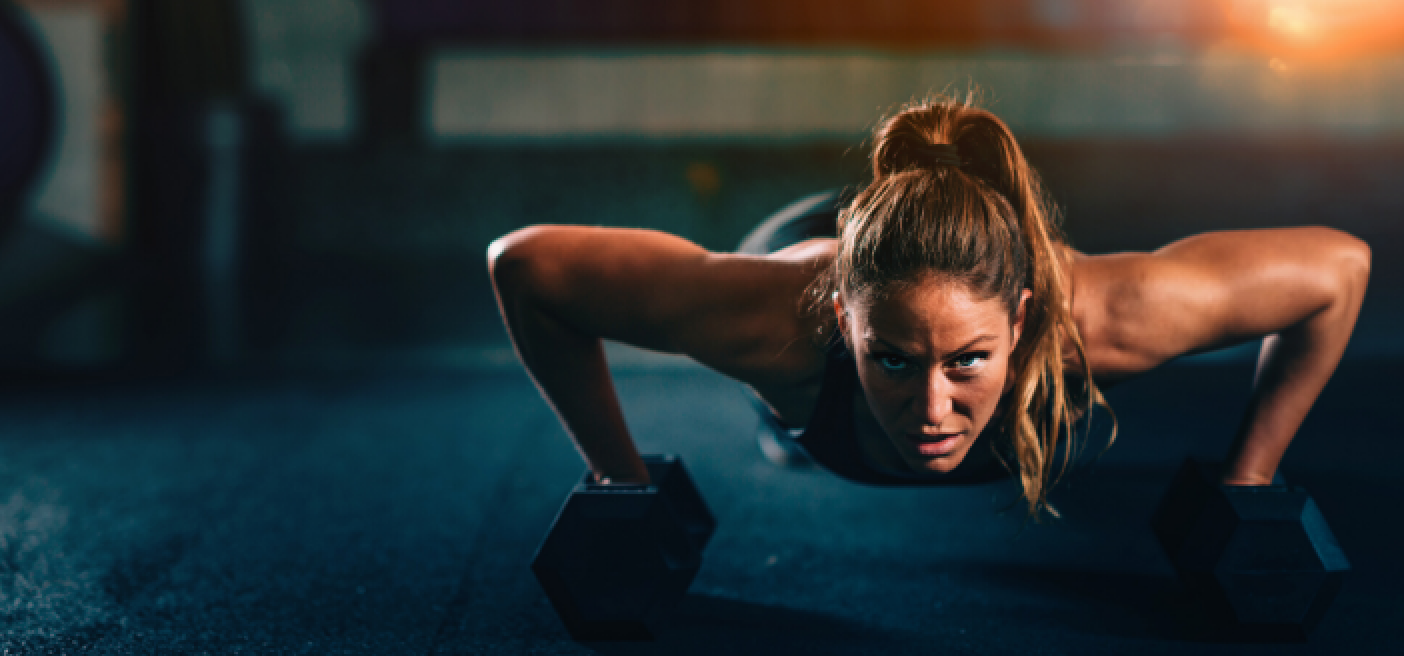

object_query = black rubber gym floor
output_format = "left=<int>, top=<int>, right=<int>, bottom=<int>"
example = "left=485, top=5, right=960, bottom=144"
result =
left=0, top=355, right=1396, bottom=654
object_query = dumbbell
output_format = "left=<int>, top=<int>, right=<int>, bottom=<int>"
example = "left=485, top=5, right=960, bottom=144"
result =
left=532, top=454, right=716, bottom=641
left=1151, top=458, right=1349, bottom=641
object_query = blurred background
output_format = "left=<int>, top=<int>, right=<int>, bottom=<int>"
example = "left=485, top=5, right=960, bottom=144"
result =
left=2, top=0, right=1402, bottom=375
left=2, top=3, right=1402, bottom=651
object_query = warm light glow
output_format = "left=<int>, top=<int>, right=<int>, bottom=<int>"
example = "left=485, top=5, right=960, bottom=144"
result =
left=1227, top=0, right=1404, bottom=61
left=1268, top=6, right=1315, bottom=39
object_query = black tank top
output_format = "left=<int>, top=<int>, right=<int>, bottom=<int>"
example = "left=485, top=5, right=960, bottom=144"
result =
left=792, top=334, right=1012, bottom=486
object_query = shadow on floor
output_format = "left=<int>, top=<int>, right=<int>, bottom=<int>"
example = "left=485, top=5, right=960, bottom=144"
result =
left=586, top=594, right=912, bottom=655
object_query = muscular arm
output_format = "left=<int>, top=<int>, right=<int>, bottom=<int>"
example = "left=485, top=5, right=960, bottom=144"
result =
left=1077, top=227, right=1371, bottom=484
left=488, top=225, right=822, bottom=484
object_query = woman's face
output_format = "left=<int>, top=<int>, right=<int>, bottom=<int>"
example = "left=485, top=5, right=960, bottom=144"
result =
left=836, top=276, right=1029, bottom=474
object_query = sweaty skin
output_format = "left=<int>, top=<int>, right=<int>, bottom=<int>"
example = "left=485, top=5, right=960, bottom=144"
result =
left=489, top=225, right=1370, bottom=486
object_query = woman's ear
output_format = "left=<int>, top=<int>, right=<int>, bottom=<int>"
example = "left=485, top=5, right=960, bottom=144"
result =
left=1010, top=289, right=1032, bottom=348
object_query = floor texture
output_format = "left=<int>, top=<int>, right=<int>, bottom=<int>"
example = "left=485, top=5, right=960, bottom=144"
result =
left=0, top=356, right=1397, bottom=654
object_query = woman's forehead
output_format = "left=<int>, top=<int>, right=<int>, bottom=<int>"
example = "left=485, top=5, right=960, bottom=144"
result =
left=853, top=275, right=1004, bottom=315
left=852, top=277, right=1012, bottom=344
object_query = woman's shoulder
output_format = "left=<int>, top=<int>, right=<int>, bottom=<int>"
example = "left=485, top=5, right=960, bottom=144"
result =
left=1064, top=242, right=1179, bottom=383
left=724, top=239, right=841, bottom=424
left=723, top=235, right=836, bottom=353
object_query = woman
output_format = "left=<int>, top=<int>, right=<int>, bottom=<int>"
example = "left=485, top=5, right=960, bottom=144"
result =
left=487, top=96, right=1371, bottom=518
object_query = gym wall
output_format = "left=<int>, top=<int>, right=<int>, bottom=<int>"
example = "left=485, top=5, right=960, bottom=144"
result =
left=4, top=0, right=1403, bottom=372
left=236, top=0, right=1404, bottom=366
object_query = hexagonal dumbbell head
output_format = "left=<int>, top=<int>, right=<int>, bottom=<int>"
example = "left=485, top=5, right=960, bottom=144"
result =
left=1152, top=458, right=1349, bottom=641
left=532, top=455, right=715, bottom=641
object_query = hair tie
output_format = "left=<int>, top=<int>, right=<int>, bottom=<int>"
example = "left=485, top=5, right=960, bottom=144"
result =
left=911, top=143, right=963, bottom=169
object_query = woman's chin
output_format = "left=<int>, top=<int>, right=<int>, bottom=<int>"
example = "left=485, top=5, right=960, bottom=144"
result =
left=913, top=455, right=965, bottom=474
left=899, top=447, right=970, bottom=474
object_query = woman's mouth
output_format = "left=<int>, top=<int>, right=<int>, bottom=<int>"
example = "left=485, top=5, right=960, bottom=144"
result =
left=905, top=433, right=963, bottom=456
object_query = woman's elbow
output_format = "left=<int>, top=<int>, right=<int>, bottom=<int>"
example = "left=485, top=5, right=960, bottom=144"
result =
left=1341, top=233, right=1371, bottom=287
left=488, top=225, right=554, bottom=295
left=1325, top=229, right=1371, bottom=298
left=1306, top=228, right=1371, bottom=316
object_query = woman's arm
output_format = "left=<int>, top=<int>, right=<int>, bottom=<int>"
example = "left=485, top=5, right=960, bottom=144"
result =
left=1075, top=227, right=1371, bottom=484
left=1217, top=230, right=1371, bottom=484
left=488, top=225, right=823, bottom=484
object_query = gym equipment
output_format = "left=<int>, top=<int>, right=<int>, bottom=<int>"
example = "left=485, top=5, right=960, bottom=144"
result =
left=0, top=3, right=57, bottom=233
left=735, top=189, right=842, bottom=256
left=532, top=454, right=716, bottom=641
left=1151, top=458, right=1349, bottom=641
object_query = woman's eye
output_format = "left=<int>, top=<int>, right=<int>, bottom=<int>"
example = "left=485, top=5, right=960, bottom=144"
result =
left=952, top=353, right=987, bottom=369
left=876, top=355, right=909, bottom=372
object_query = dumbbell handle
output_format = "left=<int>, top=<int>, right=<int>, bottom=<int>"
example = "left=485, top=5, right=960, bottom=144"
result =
left=586, top=477, right=651, bottom=492
left=590, top=473, right=648, bottom=485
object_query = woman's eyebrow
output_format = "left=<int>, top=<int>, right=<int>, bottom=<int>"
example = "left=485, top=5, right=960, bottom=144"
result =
left=864, top=336, right=910, bottom=353
left=865, top=334, right=997, bottom=356
left=947, top=335, right=998, bottom=356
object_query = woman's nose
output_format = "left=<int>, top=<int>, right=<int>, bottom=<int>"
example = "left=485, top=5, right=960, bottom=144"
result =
left=922, top=374, right=953, bottom=424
